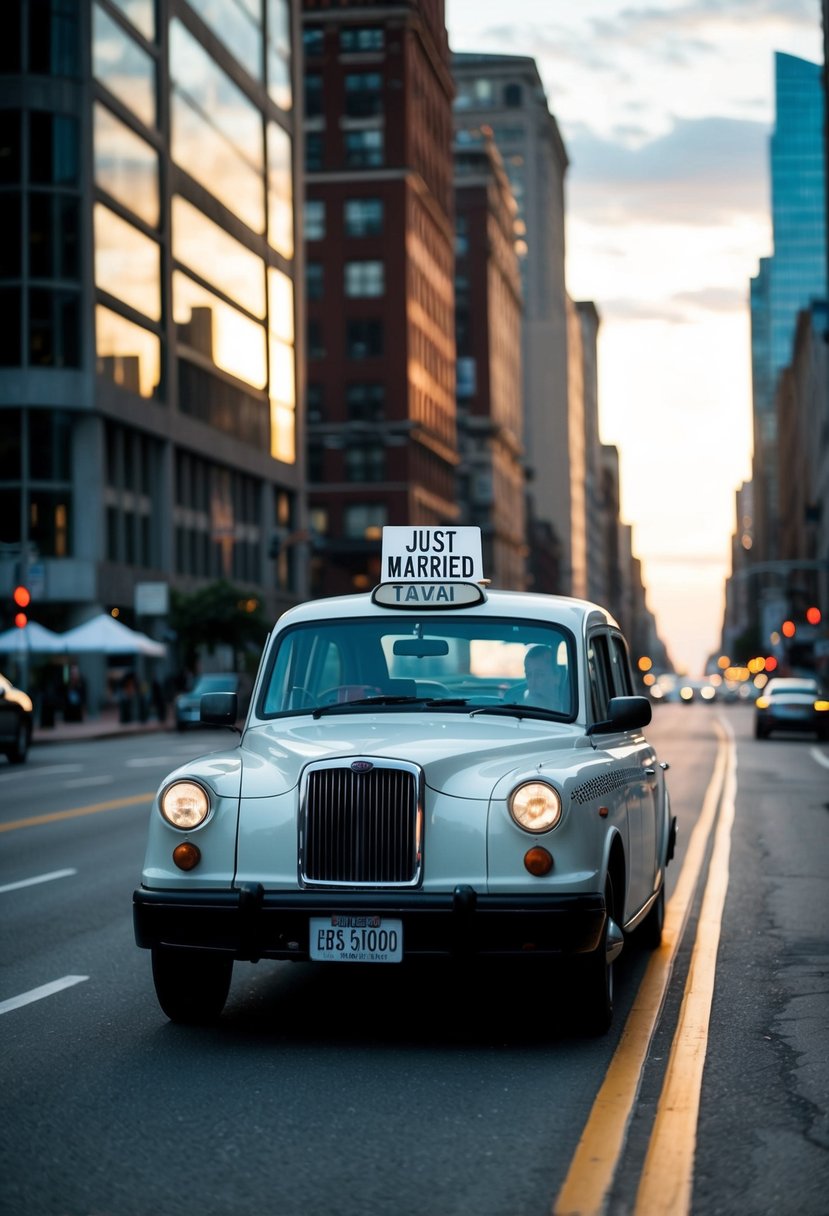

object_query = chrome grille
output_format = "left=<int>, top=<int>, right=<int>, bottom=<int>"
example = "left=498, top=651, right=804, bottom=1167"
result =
left=300, top=761, right=422, bottom=887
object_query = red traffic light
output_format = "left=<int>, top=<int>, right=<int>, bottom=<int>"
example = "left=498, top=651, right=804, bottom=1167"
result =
left=781, top=620, right=796, bottom=638
left=13, top=585, right=31, bottom=608
left=14, top=611, right=28, bottom=628
left=806, top=606, right=821, bottom=626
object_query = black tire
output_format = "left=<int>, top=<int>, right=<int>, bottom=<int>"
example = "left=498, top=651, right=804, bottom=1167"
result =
left=578, top=876, right=616, bottom=1036
left=754, top=721, right=767, bottom=739
left=639, top=883, right=664, bottom=950
left=7, top=719, right=30, bottom=764
left=151, top=947, right=233, bottom=1024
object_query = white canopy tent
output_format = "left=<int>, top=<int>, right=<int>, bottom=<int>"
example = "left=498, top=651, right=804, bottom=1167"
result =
left=57, top=613, right=167, bottom=657
left=0, top=621, right=67, bottom=654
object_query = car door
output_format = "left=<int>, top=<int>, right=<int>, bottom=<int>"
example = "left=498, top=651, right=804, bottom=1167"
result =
left=587, top=630, right=652, bottom=917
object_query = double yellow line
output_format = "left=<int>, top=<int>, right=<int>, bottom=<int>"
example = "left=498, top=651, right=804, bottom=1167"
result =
left=0, top=792, right=153, bottom=834
left=554, top=718, right=737, bottom=1216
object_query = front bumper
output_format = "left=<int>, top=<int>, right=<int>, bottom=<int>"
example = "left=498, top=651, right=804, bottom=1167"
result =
left=133, top=884, right=606, bottom=962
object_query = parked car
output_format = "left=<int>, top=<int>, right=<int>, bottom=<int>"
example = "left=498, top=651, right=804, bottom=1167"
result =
left=135, top=527, right=676, bottom=1035
left=754, top=676, right=829, bottom=740
left=174, top=673, right=248, bottom=731
left=0, top=672, right=34, bottom=764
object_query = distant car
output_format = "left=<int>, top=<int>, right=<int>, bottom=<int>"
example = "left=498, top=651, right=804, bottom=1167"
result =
left=0, top=672, right=34, bottom=764
left=174, top=674, right=246, bottom=731
left=754, top=677, right=829, bottom=740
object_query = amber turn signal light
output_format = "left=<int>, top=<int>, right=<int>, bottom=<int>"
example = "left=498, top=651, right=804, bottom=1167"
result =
left=523, top=847, right=553, bottom=876
left=173, top=842, right=201, bottom=871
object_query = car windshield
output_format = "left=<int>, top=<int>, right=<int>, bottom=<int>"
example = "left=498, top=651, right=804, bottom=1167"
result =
left=768, top=681, right=818, bottom=696
left=257, top=615, right=576, bottom=719
left=193, top=675, right=237, bottom=694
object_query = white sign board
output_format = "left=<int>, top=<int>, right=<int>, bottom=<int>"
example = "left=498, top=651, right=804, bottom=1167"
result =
left=135, top=581, right=169, bottom=616
left=380, top=527, right=483, bottom=583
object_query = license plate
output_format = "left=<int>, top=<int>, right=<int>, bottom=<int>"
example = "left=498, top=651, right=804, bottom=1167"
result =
left=309, top=916, right=403, bottom=963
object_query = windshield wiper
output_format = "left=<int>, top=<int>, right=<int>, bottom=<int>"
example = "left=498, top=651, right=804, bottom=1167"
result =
left=468, top=702, right=570, bottom=721
left=310, top=695, right=472, bottom=720
left=312, top=695, right=422, bottom=719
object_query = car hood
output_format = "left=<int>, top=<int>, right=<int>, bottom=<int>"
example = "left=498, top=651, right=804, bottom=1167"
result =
left=185, top=713, right=590, bottom=800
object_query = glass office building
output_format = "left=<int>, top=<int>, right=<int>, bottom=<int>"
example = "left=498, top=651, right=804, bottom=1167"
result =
left=0, top=1, right=304, bottom=654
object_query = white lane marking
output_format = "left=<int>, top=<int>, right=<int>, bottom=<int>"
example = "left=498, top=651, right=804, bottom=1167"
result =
left=809, top=747, right=829, bottom=769
left=0, top=868, right=77, bottom=894
left=0, top=763, right=83, bottom=781
left=63, top=776, right=114, bottom=789
left=0, top=975, right=89, bottom=1016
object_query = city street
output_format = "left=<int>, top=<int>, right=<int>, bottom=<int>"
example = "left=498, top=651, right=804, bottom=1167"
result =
left=1, top=704, right=827, bottom=1216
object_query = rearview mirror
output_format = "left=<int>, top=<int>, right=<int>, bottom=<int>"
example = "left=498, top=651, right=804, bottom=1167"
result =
left=392, top=638, right=449, bottom=657
left=586, top=695, right=652, bottom=736
left=200, top=691, right=238, bottom=727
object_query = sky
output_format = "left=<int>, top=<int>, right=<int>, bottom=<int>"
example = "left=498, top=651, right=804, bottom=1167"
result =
left=445, top=0, right=825, bottom=674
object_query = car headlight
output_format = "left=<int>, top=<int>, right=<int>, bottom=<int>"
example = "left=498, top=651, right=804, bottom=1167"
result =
left=160, top=780, right=210, bottom=830
left=509, top=781, right=562, bottom=833
left=756, top=697, right=770, bottom=709
left=815, top=700, right=829, bottom=712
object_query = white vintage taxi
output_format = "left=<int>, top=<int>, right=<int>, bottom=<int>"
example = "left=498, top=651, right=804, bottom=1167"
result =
left=134, top=528, right=675, bottom=1034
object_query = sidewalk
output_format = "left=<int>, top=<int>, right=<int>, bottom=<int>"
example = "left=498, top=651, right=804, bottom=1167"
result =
left=32, top=705, right=171, bottom=745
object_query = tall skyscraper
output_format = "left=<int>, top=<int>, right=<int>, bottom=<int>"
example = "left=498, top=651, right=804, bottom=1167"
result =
left=0, top=1, right=304, bottom=659
left=750, top=51, right=827, bottom=563
left=451, top=54, right=572, bottom=595
left=302, top=0, right=457, bottom=597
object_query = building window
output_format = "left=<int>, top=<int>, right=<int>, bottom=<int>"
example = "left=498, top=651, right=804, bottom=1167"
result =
left=267, top=121, right=293, bottom=258
left=305, top=72, right=323, bottom=119
left=308, top=440, right=323, bottom=482
left=345, top=443, right=384, bottom=483
left=304, top=199, right=326, bottom=240
left=504, top=83, right=523, bottom=107
left=344, top=129, right=383, bottom=169
left=0, top=289, right=22, bottom=364
left=29, top=193, right=80, bottom=279
left=92, top=2, right=156, bottom=129
left=346, top=382, right=384, bottom=421
left=303, top=26, right=324, bottom=57
left=29, top=111, right=79, bottom=185
left=266, top=0, right=292, bottom=111
left=94, top=102, right=159, bottom=228
left=345, top=260, right=384, bottom=298
left=29, top=0, right=81, bottom=75
left=344, top=197, right=383, bottom=237
left=343, top=503, right=387, bottom=538
left=94, top=203, right=161, bottom=321
left=346, top=319, right=383, bottom=359
left=306, top=262, right=324, bottom=301
left=308, top=319, right=325, bottom=360
left=188, top=0, right=262, bottom=81
left=305, top=131, right=324, bottom=171
left=29, top=288, right=80, bottom=367
left=339, top=27, right=384, bottom=52
left=96, top=304, right=161, bottom=398
left=169, top=18, right=264, bottom=233
left=172, top=194, right=266, bottom=319
left=307, top=383, right=323, bottom=422
left=344, top=72, right=383, bottom=118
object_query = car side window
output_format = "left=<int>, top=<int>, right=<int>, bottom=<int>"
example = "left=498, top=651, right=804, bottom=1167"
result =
left=609, top=634, right=634, bottom=696
left=587, top=633, right=613, bottom=722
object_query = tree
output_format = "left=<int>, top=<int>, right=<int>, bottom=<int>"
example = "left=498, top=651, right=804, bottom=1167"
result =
left=169, top=581, right=269, bottom=673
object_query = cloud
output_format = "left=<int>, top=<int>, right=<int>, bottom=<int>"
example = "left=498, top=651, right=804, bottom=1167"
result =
left=565, top=115, right=769, bottom=226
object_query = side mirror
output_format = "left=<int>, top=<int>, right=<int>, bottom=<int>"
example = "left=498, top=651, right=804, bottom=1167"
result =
left=586, top=695, right=652, bottom=736
left=200, top=691, right=238, bottom=728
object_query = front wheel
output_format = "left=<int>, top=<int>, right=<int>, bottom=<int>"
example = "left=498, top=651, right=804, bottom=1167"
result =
left=151, top=947, right=233, bottom=1024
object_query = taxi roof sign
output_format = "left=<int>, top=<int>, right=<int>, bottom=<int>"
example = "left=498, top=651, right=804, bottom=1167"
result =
left=380, top=527, right=484, bottom=584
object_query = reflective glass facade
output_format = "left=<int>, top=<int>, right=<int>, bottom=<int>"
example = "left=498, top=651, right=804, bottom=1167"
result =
left=768, top=53, right=827, bottom=378
left=0, top=0, right=302, bottom=662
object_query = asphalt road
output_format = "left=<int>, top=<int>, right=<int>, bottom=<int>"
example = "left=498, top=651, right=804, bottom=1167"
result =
left=1, top=705, right=827, bottom=1216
